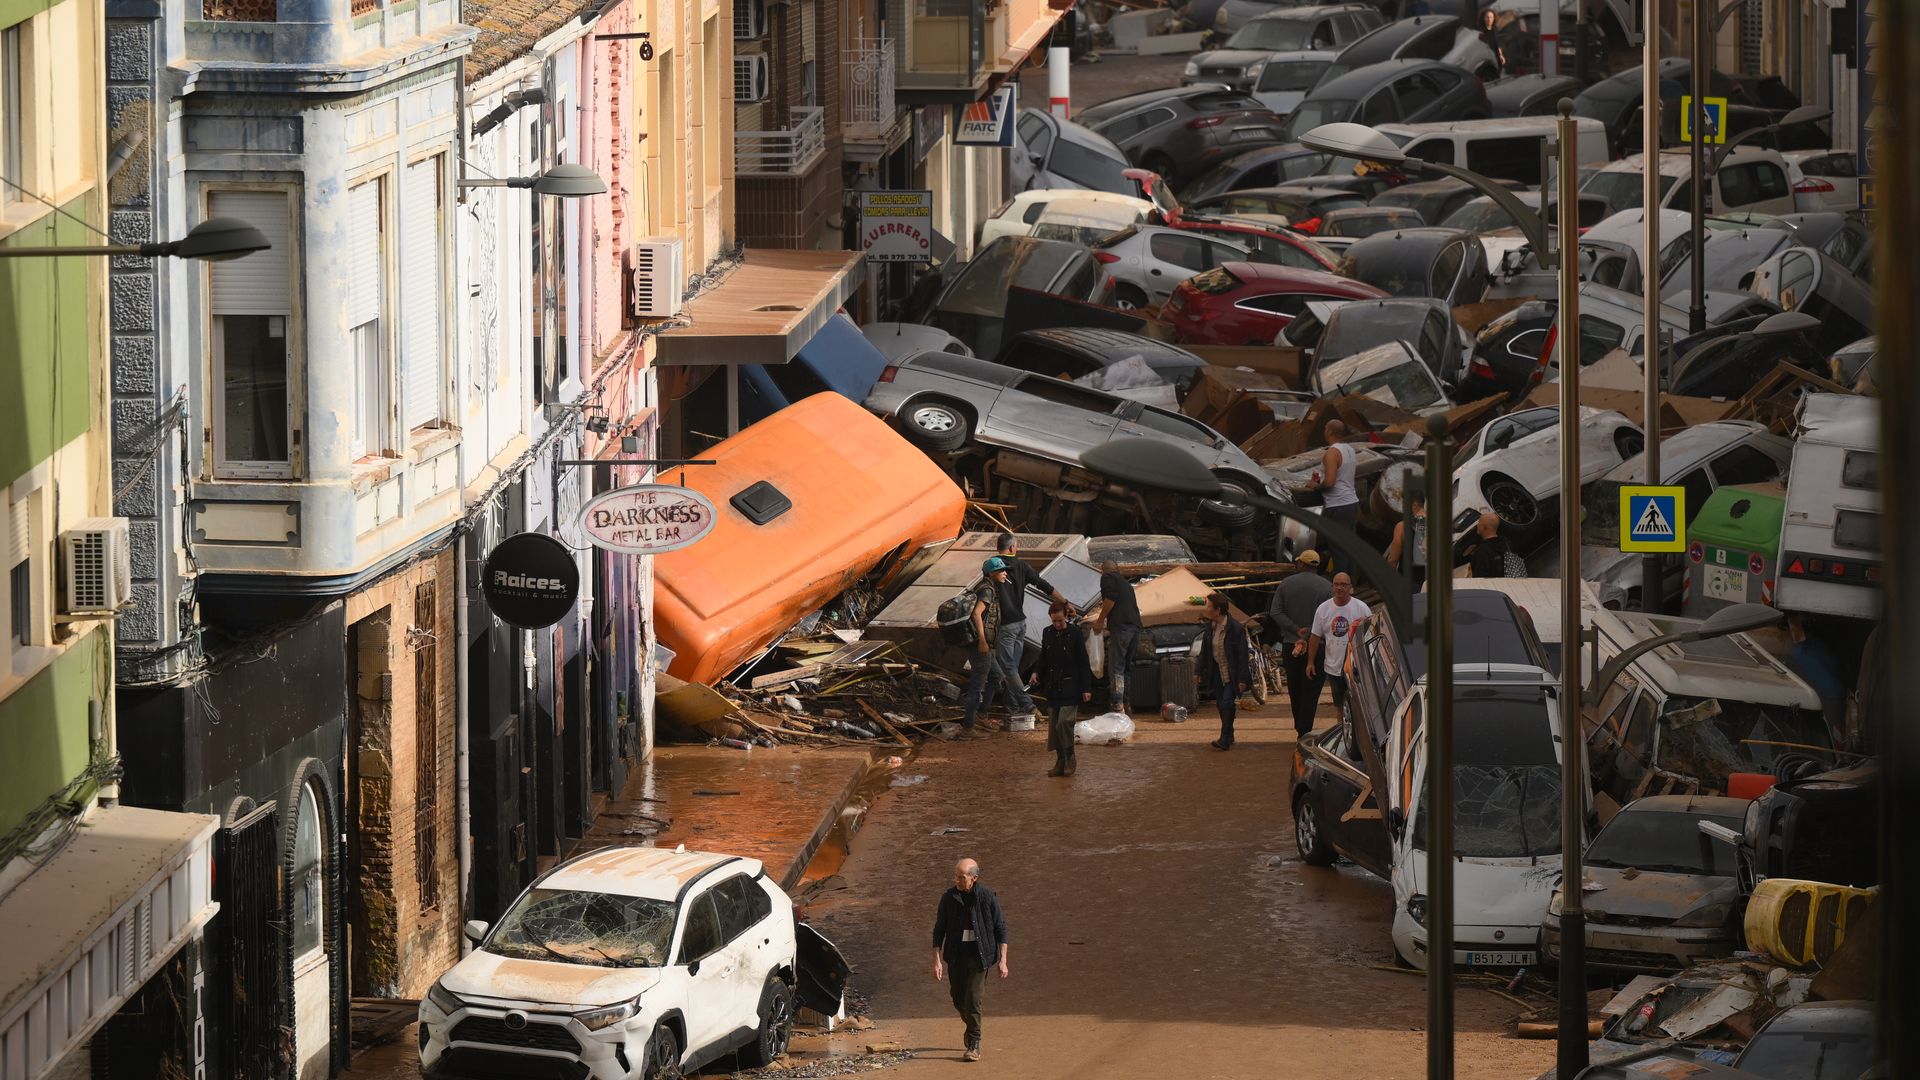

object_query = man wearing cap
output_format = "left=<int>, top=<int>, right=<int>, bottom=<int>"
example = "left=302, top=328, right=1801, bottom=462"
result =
left=988, top=534, right=1068, bottom=726
left=960, top=559, right=1015, bottom=736
left=1267, top=550, right=1332, bottom=737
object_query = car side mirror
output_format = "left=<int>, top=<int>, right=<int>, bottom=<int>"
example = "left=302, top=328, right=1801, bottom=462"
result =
left=1029, top=153, right=1045, bottom=170
left=463, top=920, right=489, bottom=944
left=686, top=958, right=702, bottom=977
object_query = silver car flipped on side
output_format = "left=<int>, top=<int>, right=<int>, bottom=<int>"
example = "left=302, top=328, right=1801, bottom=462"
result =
left=865, top=350, right=1288, bottom=527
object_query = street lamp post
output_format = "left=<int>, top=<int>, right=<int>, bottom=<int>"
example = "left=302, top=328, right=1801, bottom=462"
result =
left=457, top=162, right=612, bottom=197
left=0, top=216, right=271, bottom=260
left=1643, top=0, right=1663, bottom=616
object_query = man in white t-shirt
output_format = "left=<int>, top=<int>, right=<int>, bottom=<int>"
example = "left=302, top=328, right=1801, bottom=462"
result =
left=1307, top=572, right=1372, bottom=715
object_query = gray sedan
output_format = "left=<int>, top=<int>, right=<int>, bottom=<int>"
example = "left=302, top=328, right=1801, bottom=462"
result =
left=864, top=350, right=1286, bottom=526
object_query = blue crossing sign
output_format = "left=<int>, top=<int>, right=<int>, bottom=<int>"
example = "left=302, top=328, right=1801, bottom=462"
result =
left=1679, top=95, right=1728, bottom=145
left=1620, top=485, right=1687, bottom=553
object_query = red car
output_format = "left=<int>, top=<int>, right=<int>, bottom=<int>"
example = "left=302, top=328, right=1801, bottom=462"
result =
left=1164, top=262, right=1387, bottom=346
left=1126, top=166, right=1341, bottom=273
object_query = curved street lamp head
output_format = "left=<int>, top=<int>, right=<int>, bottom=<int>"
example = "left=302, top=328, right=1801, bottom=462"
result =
left=1079, top=439, right=1223, bottom=496
left=1298, top=122, right=1407, bottom=165
left=1780, top=105, right=1832, bottom=128
left=161, top=217, right=272, bottom=261
left=530, top=163, right=610, bottom=197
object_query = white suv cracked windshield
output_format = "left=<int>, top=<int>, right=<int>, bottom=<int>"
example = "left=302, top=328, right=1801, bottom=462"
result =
left=488, top=888, right=677, bottom=968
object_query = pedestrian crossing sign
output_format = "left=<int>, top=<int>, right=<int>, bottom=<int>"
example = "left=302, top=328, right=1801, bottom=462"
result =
left=1620, top=485, right=1687, bottom=553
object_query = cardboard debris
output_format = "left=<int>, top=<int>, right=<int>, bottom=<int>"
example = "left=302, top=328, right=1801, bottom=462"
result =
left=1178, top=344, right=1311, bottom=387
left=1450, top=296, right=1530, bottom=335
left=655, top=674, right=752, bottom=741
left=1132, top=566, right=1252, bottom=627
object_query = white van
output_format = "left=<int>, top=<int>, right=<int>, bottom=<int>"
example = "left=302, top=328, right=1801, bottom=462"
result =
left=1383, top=665, right=1574, bottom=970
left=1375, top=116, right=1609, bottom=186
left=1581, top=146, right=1797, bottom=218
left=1775, top=394, right=1880, bottom=620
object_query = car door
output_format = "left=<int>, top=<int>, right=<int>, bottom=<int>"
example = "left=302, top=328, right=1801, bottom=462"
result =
left=674, top=889, right=731, bottom=1056
left=710, top=874, right=777, bottom=1037
left=1304, top=718, right=1392, bottom=876
left=1144, top=230, right=1211, bottom=303
left=1112, top=401, right=1227, bottom=465
left=1359, top=84, right=1400, bottom=126
left=991, top=374, right=1125, bottom=455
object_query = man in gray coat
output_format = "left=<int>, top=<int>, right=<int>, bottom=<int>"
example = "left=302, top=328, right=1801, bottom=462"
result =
left=1266, top=551, right=1332, bottom=736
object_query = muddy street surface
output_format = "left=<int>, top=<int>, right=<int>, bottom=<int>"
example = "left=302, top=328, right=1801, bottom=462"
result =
left=801, top=703, right=1554, bottom=1080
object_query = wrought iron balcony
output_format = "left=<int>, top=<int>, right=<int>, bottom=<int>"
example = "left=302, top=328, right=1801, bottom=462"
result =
left=845, top=36, right=899, bottom=139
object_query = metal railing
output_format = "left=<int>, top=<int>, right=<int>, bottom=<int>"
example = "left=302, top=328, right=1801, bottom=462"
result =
left=845, top=36, right=898, bottom=137
left=735, top=106, right=828, bottom=176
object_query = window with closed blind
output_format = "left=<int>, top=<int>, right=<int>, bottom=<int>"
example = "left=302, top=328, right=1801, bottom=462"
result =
left=400, top=155, right=446, bottom=433
left=208, top=190, right=296, bottom=478
left=349, top=176, right=391, bottom=458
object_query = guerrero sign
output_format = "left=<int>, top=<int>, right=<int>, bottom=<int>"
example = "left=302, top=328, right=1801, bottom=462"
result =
left=578, top=484, right=718, bottom=554
left=481, top=532, right=581, bottom=628
left=858, top=190, right=934, bottom=263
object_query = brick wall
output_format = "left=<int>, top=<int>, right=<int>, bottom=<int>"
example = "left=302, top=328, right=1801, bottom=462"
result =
left=344, top=549, right=461, bottom=998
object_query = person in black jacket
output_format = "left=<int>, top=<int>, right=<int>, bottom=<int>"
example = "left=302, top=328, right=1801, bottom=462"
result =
left=931, top=858, right=1010, bottom=1062
left=1030, top=601, right=1093, bottom=777
left=1195, top=592, right=1252, bottom=751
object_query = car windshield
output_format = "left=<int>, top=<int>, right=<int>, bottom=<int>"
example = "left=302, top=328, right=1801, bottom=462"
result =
left=488, top=888, right=677, bottom=968
left=1227, top=19, right=1315, bottom=50
left=1442, top=197, right=1537, bottom=232
left=1315, top=343, right=1446, bottom=410
left=1581, top=170, right=1679, bottom=212
left=1737, top=1022, right=1877, bottom=1080
left=1413, top=689, right=1563, bottom=859
left=1653, top=695, right=1834, bottom=793
left=1326, top=211, right=1419, bottom=238
left=1283, top=97, right=1355, bottom=138
left=1052, top=139, right=1133, bottom=193
left=1585, top=809, right=1745, bottom=875
left=941, top=242, right=1025, bottom=316
left=1322, top=304, right=1430, bottom=359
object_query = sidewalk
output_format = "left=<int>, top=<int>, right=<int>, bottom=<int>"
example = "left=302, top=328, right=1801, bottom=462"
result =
left=570, top=743, right=879, bottom=890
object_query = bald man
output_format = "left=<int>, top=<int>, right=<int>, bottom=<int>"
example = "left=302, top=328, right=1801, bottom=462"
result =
left=931, top=857, right=1010, bottom=1061
left=1307, top=572, right=1371, bottom=716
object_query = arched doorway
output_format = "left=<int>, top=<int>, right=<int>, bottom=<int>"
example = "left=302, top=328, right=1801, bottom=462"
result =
left=288, top=774, right=333, bottom=1080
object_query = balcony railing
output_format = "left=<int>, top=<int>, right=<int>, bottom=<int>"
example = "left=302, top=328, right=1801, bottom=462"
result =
left=844, top=36, right=898, bottom=139
left=736, top=105, right=828, bottom=176
left=896, top=0, right=1052, bottom=91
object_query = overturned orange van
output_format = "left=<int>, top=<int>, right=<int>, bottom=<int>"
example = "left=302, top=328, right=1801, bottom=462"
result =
left=654, top=392, right=967, bottom=685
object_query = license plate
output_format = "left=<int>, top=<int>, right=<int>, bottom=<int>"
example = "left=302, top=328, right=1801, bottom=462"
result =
left=1705, top=563, right=1746, bottom=602
left=1229, top=127, right=1268, bottom=142
left=1465, top=950, right=1535, bottom=967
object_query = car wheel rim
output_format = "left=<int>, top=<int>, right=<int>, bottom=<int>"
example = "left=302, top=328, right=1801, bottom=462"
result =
left=1488, top=485, right=1535, bottom=525
left=1296, top=800, right=1316, bottom=853
left=766, top=994, right=793, bottom=1059
left=650, top=1030, right=680, bottom=1080
left=911, top=406, right=957, bottom=433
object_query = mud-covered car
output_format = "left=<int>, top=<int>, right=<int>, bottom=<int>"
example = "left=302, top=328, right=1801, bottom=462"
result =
left=1449, top=406, right=1644, bottom=542
left=420, top=846, right=846, bottom=1080
left=1544, top=795, right=1750, bottom=974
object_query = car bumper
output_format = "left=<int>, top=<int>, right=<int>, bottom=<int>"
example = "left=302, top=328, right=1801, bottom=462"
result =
left=1396, top=917, right=1542, bottom=969
left=1543, top=920, right=1737, bottom=973
left=419, top=1003, right=653, bottom=1080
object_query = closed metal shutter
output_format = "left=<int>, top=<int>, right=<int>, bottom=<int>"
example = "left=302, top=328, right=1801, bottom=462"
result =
left=401, top=157, right=443, bottom=430
left=348, top=181, right=383, bottom=328
left=209, top=192, right=291, bottom=315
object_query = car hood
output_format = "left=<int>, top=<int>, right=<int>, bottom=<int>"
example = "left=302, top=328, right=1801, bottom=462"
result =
left=1191, top=49, right=1273, bottom=69
left=1582, top=866, right=1737, bottom=921
left=439, top=950, right=665, bottom=1008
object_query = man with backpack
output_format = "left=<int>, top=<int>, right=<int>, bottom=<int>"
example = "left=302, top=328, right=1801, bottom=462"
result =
left=955, top=557, right=1018, bottom=737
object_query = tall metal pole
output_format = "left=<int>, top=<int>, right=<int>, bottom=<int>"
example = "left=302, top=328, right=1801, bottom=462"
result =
left=1553, top=102, right=1590, bottom=1077
left=1424, top=415, right=1456, bottom=1080
left=1640, top=7, right=1664, bottom=613
left=1688, top=0, right=1708, bottom=333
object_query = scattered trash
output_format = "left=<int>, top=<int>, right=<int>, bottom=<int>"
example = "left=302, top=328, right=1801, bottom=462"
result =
left=694, top=789, right=743, bottom=797
left=1074, top=712, right=1135, bottom=744
left=1160, top=703, right=1188, bottom=724
left=719, top=737, right=754, bottom=751
left=930, top=826, right=969, bottom=835
left=781, top=694, right=807, bottom=713
left=889, top=775, right=928, bottom=788
left=936, top=722, right=964, bottom=739
left=1006, top=715, right=1036, bottom=732
left=886, top=755, right=905, bottom=768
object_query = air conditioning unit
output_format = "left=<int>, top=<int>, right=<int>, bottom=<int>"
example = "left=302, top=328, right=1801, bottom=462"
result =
left=734, top=55, right=768, bottom=102
left=733, top=0, right=763, bottom=39
left=61, top=517, right=132, bottom=615
left=631, top=236, right=685, bottom=318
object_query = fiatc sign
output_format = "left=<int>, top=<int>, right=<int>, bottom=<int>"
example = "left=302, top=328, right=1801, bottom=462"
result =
left=953, top=85, right=1018, bottom=147
left=578, top=484, right=718, bottom=554
left=859, top=190, right=935, bottom=263
left=481, top=532, right=581, bottom=628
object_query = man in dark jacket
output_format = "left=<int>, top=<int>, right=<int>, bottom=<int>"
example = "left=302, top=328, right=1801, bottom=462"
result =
left=1266, top=551, right=1331, bottom=737
left=992, top=534, right=1068, bottom=725
left=1195, top=592, right=1252, bottom=750
left=1030, top=601, right=1093, bottom=776
left=931, top=858, right=1010, bottom=1062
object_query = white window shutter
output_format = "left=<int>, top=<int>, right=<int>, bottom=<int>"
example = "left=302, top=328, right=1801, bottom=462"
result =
left=348, top=180, right=383, bottom=328
left=401, top=158, right=443, bottom=430
left=209, top=192, right=291, bottom=315
left=6, top=496, right=27, bottom=567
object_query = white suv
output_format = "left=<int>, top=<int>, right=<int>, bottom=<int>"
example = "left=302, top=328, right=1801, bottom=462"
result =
left=420, top=846, right=838, bottom=1079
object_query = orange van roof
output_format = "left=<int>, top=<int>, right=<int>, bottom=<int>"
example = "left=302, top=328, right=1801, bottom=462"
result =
left=654, top=393, right=967, bottom=684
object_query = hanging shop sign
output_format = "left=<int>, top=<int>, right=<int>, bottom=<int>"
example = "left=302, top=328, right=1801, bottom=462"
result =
left=577, top=484, right=719, bottom=554
left=953, top=85, right=1018, bottom=147
left=481, top=532, right=581, bottom=628
left=858, top=190, right=935, bottom=263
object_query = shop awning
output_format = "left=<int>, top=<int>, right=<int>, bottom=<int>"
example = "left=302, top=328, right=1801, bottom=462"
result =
left=656, top=249, right=865, bottom=366
left=0, top=805, right=220, bottom=1080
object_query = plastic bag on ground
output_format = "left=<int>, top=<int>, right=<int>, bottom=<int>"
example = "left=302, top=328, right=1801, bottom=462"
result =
left=1074, top=712, right=1135, bottom=744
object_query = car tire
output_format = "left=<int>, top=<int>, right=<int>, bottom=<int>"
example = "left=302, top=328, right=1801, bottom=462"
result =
left=1198, top=476, right=1260, bottom=529
left=644, top=1024, right=684, bottom=1080
left=1481, top=475, right=1539, bottom=528
left=902, top=399, right=970, bottom=453
left=740, top=976, right=796, bottom=1067
left=1614, top=428, right=1645, bottom=459
left=1113, top=284, right=1149, bottom=310
left=1294, top=791, right=1336, bottom=866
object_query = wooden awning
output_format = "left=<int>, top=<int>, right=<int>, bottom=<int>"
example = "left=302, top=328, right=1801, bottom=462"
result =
left=655, top=249, right=864, bottom=366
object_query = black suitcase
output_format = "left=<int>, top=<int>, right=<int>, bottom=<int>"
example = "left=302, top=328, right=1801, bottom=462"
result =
left=1127, top=657, right=1162, bottom=713
left=1160, top=656, right=1199, bottom=710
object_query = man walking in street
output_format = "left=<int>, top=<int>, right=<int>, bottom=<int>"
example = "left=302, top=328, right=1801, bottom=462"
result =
left=990, top=534, right=1067, bottom=726
left=1196, top=593, right=1252, bottom=751
left=960, top=559, right=1014, bottom=736
left=931, top=858, right=1009, bottom=1062
left=1267, top=551, right=1332, bottom=737
left=1309, top=421, right=1362, bottom=573
left=1308, top=572, right=1372, bottom=717
left=1031, top=601, right=1093, bottom=776
left=1092, top=560, right=1144, bottom=710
